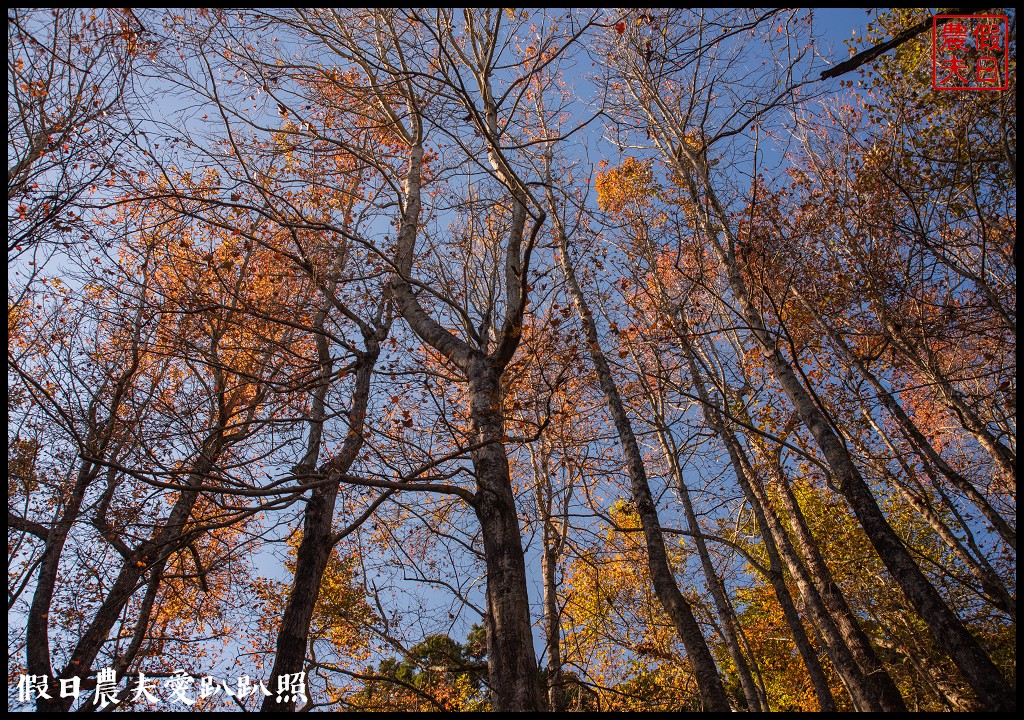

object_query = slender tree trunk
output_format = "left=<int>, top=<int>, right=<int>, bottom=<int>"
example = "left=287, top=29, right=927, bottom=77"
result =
left=30, top=320, right=147, bottom=710
left=541, top=535, right=565, bottom=712
left=736, top=442, right=883, bottom=712
left=261, top=484, right=338, bottom=712
left=390, top=141, right=543, bottom=711
left=854, top=411, right=1014, bottom=617
left=738, top=479, right=839, bottom=712
left=28, top=462, right=98, bottom=711
left=41, top=440, right=223, bottom=712
left=756, top=447, right=907, bottom=711
left=627, top=206, right=820, bottom=711
left=680, top=322, right=881, bottom=710
left=554, top=213, right=731, bottom=712
left=531, top=444, right=567, bottom=712
left=751, top=334, right=1014, bottom=710
left=654, top=422, right=766, bottom=711
left=874, top=304, right=1016, bottom=483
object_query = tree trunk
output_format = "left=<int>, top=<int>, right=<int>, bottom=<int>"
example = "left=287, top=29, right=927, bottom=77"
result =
left=261, top=485, right=338, bottom=712
left=655, top=422, right=767, bottom=711
left=531, top=443, right=567, bottom=712
left=390, top=141, right=543, bottom=711
left=738, top=478, right=838, bottom=712
left=42, top=442, right=222, bottom=712
left=468, top=358, right=544, bottom=711
left=262, top=317, right=382, bottom=711
left=30, top=328, right=146, bottom=711
left=873, top=303, right=1016, bottom=484
left=737, top=442, right=883, bottom=712
left=757, top=447, right=907, bottom=711
left=855, top=409, right=1014, bottom=617
left=542, top=536, right=566, bottom=712
left=678, top=323, right=881, bottom=710
left=28, top=463, right=98, bottom=712
left=754, top=338, right=1014, bottom=710
left=677, top=328, right=838, bottom=711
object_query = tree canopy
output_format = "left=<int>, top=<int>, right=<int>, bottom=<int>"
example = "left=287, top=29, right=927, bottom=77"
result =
left=8, top=8, right=1015, bottom=712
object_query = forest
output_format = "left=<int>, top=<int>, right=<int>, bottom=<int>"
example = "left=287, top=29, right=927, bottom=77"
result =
left=7, top=8, right=1016, bottom=712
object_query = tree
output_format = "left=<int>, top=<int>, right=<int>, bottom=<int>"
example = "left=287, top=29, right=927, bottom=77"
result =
left=8, top=9, right=145, bottom=267
left=349, top=628, right=488, bottom=711
left=8, top=7, right=1016, bottom=713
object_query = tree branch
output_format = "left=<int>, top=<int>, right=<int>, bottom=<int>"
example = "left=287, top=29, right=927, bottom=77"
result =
left=820, top=8, right=978, bottom=80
